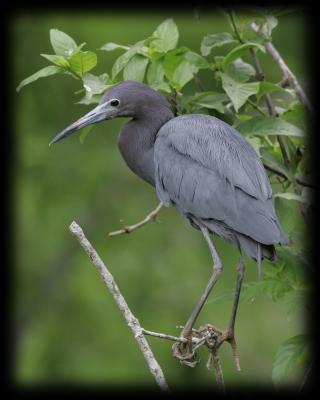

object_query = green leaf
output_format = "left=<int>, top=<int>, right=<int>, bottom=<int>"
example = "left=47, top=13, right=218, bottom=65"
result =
left=222, top=42, right=265, bottom=67
left=69, top=51, right=97, bottom=77
left=100, top=42, right=129, bottom=51
left=200, top=32, right=237, bottom=56
left=123, top=54, right=149, bottom=82
left=79, top=125, right=93, bottom=144
left=247, top=136, right=264, bottom=154
left=260, top=147, right=293, bottom=180
left=192, top=92, right=228, bottom=114
left=221, top=73, right=260, bottom=112
left=171, top=60, right=198, bottom=90
left=16, top=66, right=63, bottom=92
left=184, top=51, right=210, bottom=69
left=151, top=18, right=179, bottom=52
left=237, top=116, right=304, bottom=137
left=274, top=192, right=310, bottom=204
left=41, top=54, right=70, bottom=68
left=257, top=81, right=285, bottom=100
left=82, top=73, right=110, bottom=94
left=77, top=93, right=101, bottom=105
left=111, top=41, right=144, bottom=79
left=261, top=15, right=278, bottom=39
left=50, top=29, right=78, bottom=57
left=147, top=58, right=165, bottom=84
left=223, top=58, right=256, bottom=82
left=163, top=48, right=188, bottom=81
left=272, top=335, right=309, bottom=384
left=281, top=103, right=306, bottom=131
left=147, top=58, right=171, bottom=92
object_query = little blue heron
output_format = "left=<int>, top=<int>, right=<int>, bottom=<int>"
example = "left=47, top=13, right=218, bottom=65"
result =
left=50, top=80, right=287, bottom=363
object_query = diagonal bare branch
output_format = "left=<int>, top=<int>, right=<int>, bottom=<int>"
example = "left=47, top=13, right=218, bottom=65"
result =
left=250, top=22, right=314, bottom=114
left=69, top=221, right=170, bottom=392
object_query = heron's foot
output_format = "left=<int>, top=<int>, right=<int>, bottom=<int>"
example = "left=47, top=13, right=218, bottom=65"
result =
left=172, top=324, right=241, bottom=371
left=172, top=333, right=199, bottom=368
left=205, top=325, right=241, bottom=372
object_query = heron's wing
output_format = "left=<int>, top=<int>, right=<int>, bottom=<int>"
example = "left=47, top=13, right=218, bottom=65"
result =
left=156, top=114, right=272, bottom=200
left=154, top=114, right=285, bottom=244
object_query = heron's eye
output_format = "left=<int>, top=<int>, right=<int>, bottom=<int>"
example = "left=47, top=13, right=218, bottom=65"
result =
left=110, top=99, right=120, bottom=107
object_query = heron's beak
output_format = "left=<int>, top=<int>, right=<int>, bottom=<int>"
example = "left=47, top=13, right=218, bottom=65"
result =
left=49, top=102, right=116, bottom=145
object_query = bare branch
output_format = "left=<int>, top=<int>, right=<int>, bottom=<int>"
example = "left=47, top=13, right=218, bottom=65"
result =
left=69, top=221, right=170, bottom=392
left=251, top=22, right=314, bottom=114
left=109, top=203, right=164, bottom=237
left=142, top=329, right=193, bottom=343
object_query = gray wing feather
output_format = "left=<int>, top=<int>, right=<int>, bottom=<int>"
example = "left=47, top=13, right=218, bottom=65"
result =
left=154, top=114, right=286, bottom=245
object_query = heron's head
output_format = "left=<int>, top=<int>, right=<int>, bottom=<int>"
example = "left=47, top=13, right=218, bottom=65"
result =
left=49, top=80, right=171, bottom=145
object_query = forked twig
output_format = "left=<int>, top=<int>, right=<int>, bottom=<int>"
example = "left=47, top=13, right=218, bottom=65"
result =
left=109, top=203, right=164, bottom=237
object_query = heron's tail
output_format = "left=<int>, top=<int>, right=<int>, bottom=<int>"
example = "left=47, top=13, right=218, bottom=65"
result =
left=236, top=234, right=276, bottom=262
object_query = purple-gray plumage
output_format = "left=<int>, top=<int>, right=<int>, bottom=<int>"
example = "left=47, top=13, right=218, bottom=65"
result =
left=50, top=80, right=288, bottom=262
left=154, top=114, right=288, bottom=261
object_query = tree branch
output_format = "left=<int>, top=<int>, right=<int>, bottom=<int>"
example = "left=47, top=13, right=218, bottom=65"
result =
left=69, top=221, right=170, bottom=392
left=143, top=328, right=196, bottom=344
left=108, top=202, right=164, bottom=237
left=227, top=10, right=290, bottom=166
left=250, top=22, right=314, bottom=115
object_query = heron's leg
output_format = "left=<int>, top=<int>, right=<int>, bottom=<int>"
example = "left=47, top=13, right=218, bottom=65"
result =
left=227, top=247, right=246, bottom=336
left=180, top=225, right=223, bottom=339
left=212, top=242, right=244, bottom=371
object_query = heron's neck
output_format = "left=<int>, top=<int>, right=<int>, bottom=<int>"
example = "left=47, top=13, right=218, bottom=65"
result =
left=118, top=108, right=174, bottom=186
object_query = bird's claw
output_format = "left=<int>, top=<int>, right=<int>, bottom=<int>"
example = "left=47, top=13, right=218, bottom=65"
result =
left=172, top=339, right=200, bottom=367
left=172, top=324, right=241, bottom=371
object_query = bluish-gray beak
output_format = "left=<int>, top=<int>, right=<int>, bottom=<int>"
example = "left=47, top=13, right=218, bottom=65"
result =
left=49, top=102, right=115, bottom=146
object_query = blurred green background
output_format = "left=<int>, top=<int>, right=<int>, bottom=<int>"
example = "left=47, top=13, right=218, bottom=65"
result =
left=12, top=9, right=306, bottom=389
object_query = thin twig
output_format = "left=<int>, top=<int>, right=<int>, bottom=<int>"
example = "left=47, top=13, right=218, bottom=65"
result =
left=263, top=162, right=314, bottom=188
left=69, top=221, right=170, bottom=392
left=228, top=10, right=243, bottom=43
left=109, top=203, right=163, bottom=237
left=251, top=22, right=314, bottom=115
left=142, top=328, right=190, bottom=343
left=247, top=98, right=266, bottom=116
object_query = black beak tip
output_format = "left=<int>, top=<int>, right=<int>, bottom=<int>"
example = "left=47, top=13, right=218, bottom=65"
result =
left=48, top=131, right=68, bottom=146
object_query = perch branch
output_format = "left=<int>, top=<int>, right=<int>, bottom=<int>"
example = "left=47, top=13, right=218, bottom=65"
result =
left=251, top=22, right=314, bottom=115
left=69, top=221, right=170, bottom=392
left=143, top=328, right=197, bottom=344
left=109, top=202, right=163, bottom=237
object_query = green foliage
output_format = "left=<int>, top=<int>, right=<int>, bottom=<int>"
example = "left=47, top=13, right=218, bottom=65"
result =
left=17, top=11, right=311, bottom=386
left=222, top=42, right=265, bottom=67
left=16, top=65, right=63, bottom=92
left=201, top=32, right=237, bottom=56
left=150, top=18, right=179, bottom=52
left=272, top=335, right=309, bottom=384
left=237, top=116, right=304, bottom=137
left=220, top=73, right=260, bottom=112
